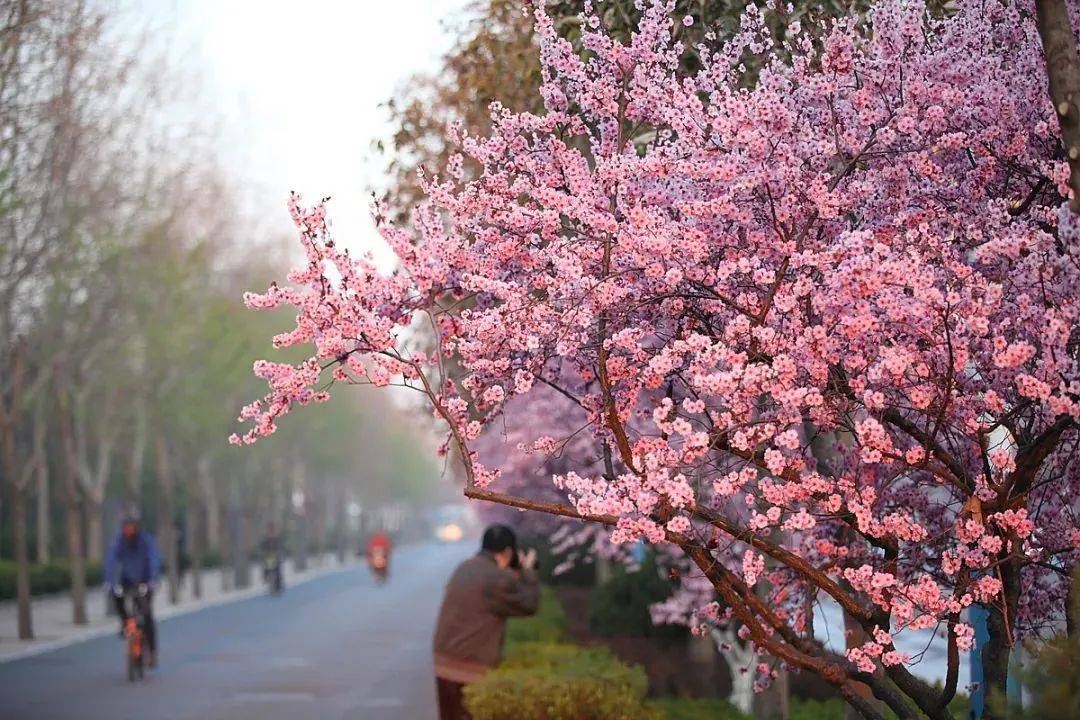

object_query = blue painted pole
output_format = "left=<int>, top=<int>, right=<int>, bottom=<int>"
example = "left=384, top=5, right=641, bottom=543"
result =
left=969, top=605, right=990, bottom=720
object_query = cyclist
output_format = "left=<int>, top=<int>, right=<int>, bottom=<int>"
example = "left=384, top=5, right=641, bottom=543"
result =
left=260, top=522, right=284, bottom=593
left=365, top=529, right=391, bottom=575
left=104, top=513, right=162, bottom=667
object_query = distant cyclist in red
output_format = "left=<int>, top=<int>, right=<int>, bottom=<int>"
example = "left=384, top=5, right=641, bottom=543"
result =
left=366, top=530, right=391, bottom=581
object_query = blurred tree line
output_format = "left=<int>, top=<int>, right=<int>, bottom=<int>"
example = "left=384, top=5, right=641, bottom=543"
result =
left=0, top=0, right=439, bottom=641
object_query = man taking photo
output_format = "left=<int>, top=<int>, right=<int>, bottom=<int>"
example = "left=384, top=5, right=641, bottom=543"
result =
left=432, top=524, right=538, bottom=720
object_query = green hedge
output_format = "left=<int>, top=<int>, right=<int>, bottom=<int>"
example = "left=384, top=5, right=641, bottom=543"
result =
left=464, top=641, right=660, bottom=720
left=0, top=560, right=103, bottom=601
left=505, top=585, right=569, bottom=647
left=647, top=698, right=749, bottom=720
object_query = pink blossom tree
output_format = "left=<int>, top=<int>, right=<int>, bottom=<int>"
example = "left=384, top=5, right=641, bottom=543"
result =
left=235, top=2, right=1080, bottom=718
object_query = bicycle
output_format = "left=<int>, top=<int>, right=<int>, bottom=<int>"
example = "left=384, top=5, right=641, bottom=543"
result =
left=117, top=584, right=151, bottom=682
left=263, top=553, right=284, bottom=595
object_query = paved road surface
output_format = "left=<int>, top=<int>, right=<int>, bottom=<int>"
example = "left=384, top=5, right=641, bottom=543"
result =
left=0, top=541, right=471, bottom=720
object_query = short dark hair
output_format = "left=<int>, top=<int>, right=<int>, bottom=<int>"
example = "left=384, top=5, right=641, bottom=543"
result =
left=481, top=524, right=517, bottom=554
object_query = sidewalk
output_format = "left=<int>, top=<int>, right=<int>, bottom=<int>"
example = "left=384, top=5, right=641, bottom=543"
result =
left=0, top=552, right=359, bottom=663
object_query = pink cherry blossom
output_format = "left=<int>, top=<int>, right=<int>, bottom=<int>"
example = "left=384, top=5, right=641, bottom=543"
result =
left=236, top=1, right=1080, bottom=715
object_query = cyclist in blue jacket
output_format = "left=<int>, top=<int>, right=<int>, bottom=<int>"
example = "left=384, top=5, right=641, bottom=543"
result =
left=103, top=513, right=162, bottom=666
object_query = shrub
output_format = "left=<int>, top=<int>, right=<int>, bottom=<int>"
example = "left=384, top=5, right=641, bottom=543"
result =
left=464, top=641, right=659, bottom=720
left=589, top=553, right=685, bottom=640
left=647, top=697, right=750, bottom=720
left=0, top=560, right=104, bottom=600
left=506, top=585, right=569, bottom=647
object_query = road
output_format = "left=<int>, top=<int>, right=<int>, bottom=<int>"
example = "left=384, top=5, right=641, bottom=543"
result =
left=0, top=541, right=471, bottom=720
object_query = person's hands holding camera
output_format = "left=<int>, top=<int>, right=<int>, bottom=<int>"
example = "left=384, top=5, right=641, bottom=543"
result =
left=511, top=548, right=533, bottom=569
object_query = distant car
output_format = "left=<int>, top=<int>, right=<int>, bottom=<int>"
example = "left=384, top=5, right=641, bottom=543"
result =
left=432, top=504, right=471, bottom=543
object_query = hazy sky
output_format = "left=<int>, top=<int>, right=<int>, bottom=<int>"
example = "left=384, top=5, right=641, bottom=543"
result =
left=136, top=0, right=469, bottom=260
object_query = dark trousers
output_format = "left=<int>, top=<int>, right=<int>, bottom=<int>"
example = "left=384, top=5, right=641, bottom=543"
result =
left=114, top=588, right=156, bottom=653
left=436, top=677, right=470, bottom=720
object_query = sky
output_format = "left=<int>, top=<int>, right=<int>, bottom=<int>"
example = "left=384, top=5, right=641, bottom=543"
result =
left=135, top=0, right=470, bottom=261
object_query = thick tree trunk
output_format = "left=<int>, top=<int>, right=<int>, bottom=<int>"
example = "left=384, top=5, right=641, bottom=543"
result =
left=55, top=381, right=87, bottom=625
left=64, top=493, right=87, bottom=625
left=85, top=497, right=103, bottom=564
left=982, top=560, right=1020, bottom=720
left=335, top=489, right=346, bottom=564
left=206, top=489, right=221, bottom=555
left=293, top=511, right=308, bottom=572
left=187, top=500, right=202, bottom=599
left=1035, top=0, right=1080, bottom=211
left=983, top=607, right=1011, bottom=720
left=1, top=405, right=34, bottom=638
left=238, top=507, right=253, bottom=588
left=12, top=488, right=34, bottom=639
left=712, top=628, right=756, bottom=716
left=225, top=500, right=239, bottom=591
left=33, top=405, right=49, bottom=565
left=156, top=435, right=180, bottom=605
left=126, top=399, right=146, bottom=504
left=752, top=528, right=791, bottom=720
left=35, top=452, right=49, bottom=564
left=312, top=493, right=326, bottom=566
left=198, top=456, right=219, bottom=555
left=228, top=474, right=251, bottom=590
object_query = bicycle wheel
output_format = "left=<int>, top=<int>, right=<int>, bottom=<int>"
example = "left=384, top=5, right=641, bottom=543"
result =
left=127, top=649, right=137, bottom=682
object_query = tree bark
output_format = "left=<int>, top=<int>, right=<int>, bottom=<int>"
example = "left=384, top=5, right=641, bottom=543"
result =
left=229, top=473, right=251, bottom=590
left=198, top=455, right=219, bottom=555
left=335, top=487, right=346, bottom=564
left=238, top=506, right=253, bottom=589
left=85, top=497, right=103, bottom=564
left=126, top=398, right=146, bottom=504
left=63, top=493, right=87, bottom=625
left=293, top=511, right=308, bottom=572
left=155, top=434, right=180, bottom=605
left=55, top=380, right=87, bottom=625
left=1035, top=0, right=1080, bottom=211
left=187, top=499, right=202, bottom=599
left=0, top=338, right=34, bottom=637
left=712, top=627, right=756, bottom=716
left=206, top=487, right=221, bottom=556
left=0, top=421, right=33, bottom=639
left=34, top=440, right=49, bottom=564
left=12, top=488, right=34, bottom=639
left=981, top=561, right=1020, bottom=720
